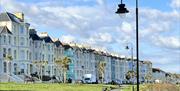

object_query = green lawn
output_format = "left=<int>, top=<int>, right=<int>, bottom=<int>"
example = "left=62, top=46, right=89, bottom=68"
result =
left=0, top=83, right=114, bottom=91
left=1, top=83, right=179, bottom=91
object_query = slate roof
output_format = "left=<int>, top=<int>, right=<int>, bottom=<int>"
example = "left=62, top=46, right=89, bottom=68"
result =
left=0, top=12, right=21, bottom=23
left=29, top=34, right=42, bottom=41
left=63, top=44, right=73, bottom=50
left=54, top=40, right=63, bottom=47
left=0, top=26, right=12, bottom=34
left=87, top=49, right=95, bottom=52
left=40, top=36, right=53, bottom=43
left=152, top=68, right=165, bottom=73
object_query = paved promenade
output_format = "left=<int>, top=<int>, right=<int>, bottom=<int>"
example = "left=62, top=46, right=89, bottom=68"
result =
left=110, top=84, right=180, bottom=91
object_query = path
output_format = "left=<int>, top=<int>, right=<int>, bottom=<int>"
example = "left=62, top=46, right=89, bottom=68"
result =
left=110, top=84, right=180, bottom=91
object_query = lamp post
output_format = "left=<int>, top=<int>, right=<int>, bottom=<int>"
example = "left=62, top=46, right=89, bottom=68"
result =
left=116, top=0, right=139, bottom=91
left=125, top=43, right=134, bottom=81
left=125, top=43, right=135, bottom=91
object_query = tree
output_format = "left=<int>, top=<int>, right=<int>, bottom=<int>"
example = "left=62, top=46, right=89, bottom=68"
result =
left=145, top=72, right=152, bottom=83
left=4, top=54, right=13, bottom=82
left=55, top=57, right=71, bottom=83
left=126, top=70, right=136, bottom=84
left=98, top=61, right=106, bottom=83
left=33, top=60, right=48, bottom=81
left=55, top=58, right=63, bottom=82
left=4, top=54, right=13, bottom=61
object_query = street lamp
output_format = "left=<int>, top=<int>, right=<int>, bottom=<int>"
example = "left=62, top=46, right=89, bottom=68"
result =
left=125, top=43, right=135, bottom=91
left=116, top=0, right=139, bottom=91
left=125, top=43, right=134, bottom=77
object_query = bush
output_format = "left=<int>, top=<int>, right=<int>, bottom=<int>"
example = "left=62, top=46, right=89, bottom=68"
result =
left=42, top=75, right=51, bottom=81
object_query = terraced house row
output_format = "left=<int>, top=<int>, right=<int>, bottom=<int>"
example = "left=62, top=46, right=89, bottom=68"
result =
left=0, top=12, right=167, bottom=84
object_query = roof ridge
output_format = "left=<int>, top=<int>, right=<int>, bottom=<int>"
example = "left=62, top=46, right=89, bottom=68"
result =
left=5, top=12, right=12, bottom=21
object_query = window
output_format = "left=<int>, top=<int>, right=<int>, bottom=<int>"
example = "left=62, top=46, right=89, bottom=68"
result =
left=3, top=35, right=6, bottom=44
left=20, top=26, right=24, bottom=34
left=39, top=53, right=41, bottom=60
left=39, top=43, right=41, bottom=48
left=14, top=37, right=16, bottom=45
left=29, top=52, right=32, bottom=60
left=14, top=63, right=17, bottom=75
left=48, top=55, right=50, bottom=62
left=42, top=54, right=44, bottom=61
left=35, top=42, right=38, bottom=48
left=27, top=38, right=28, bottom=45
left=30, top=41, right=32, bottom=46
left=35, top=52, right=38, bottom=60
left=3, top=48, right=6, bottom=57
left=43, top=44, right=45, bottom=49
left=0, top=35, right=1, bottom=44
left=20, top=50, right=25, bottom=60
left=48, top=45, right=50, bottom=51
left=8, top=36, right=11, bottom=44
left=8, top=48, right=11, bottom=55
left=51, top=55, right=53, bottom=62
left=20, top=64, right=25, bottom=74
left=3, top=62, right=6, bottom=73
left=20, top=37, right=25, bottom=46
left=27, top=51, right=29, bottom=60
left=13, top=25, right=16, bottom=33
left=21, top=69, right=24, bottom=74
left=14, top=50, right=17, bottom=59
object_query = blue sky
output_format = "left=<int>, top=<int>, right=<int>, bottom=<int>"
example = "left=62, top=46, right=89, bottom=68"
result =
left=0, top=0, right=180, bottom=73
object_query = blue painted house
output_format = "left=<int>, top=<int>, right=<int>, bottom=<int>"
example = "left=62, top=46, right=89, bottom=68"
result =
left=63, top=44, right=75, bottom=82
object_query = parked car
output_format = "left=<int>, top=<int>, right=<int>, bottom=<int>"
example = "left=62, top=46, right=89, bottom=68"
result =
left=83, top=74, right=96, bottom=84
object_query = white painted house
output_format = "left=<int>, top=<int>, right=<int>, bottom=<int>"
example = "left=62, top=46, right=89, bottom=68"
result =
left=0, top=12, right=155, bottom=84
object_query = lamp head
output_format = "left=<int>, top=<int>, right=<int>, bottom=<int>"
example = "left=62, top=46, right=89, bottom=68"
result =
left=116, top=4, right=129, bottom=14
left=126, top=46, right=129, bottom=50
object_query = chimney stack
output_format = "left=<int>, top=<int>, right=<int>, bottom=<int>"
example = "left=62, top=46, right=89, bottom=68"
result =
left=29, top=29, right=37, bottom=34
left=39, top=32, right=49, bottom=37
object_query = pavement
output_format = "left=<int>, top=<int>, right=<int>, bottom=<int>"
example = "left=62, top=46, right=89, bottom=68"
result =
left=110, top=85, right=129, bottom=91
left=111, top=89, right=122, bottom=91
left=110, top=83, right=180, bottom=91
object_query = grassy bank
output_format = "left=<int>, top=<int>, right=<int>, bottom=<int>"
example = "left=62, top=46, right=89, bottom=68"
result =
left=0, top=83, right=179, bottom=91
left=0, top=83, right=106, bottom=91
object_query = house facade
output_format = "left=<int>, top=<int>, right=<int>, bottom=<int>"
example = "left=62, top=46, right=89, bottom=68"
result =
left=152, top=68, right=166, bottom=83
left=0, top=12, right=155, bottom=84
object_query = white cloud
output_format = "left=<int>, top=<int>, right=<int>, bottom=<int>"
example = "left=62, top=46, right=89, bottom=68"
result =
left=121, top=21, right=133, bottom=34
left=88, top=32, right=113, bottom=44
left=171, top=0, right=180, bottom=8
left=139, top=8, right=180, bottom=37
left=1, top=0, right=180, bottom=73
left=151, top=35, right=180, bottom=50
left=60, top=35, right=76, bottom=43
